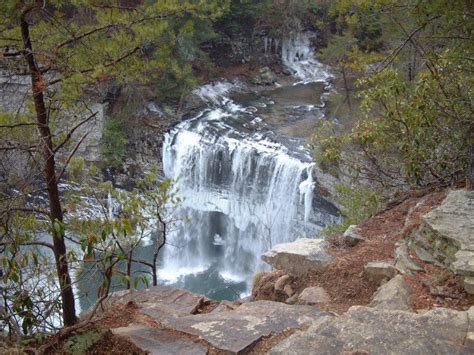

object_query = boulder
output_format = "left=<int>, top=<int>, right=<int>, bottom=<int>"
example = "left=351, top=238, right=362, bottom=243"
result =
left=285, top=294, right=298, bottom=305
left=364, top=261, right=398, bottom=284
left=252, top=66, right=277, bottom=85
left=298, top=287, right=331, bottom=305
left=262, top=238, right=333, bottom=277
left=342, top=225, right=364, bottom=247
left=422, top=190, right=474, bottom=251
left=270, top=306, right=471, bottom=354
left=395, top=241, right=423, bottom=274
left=410, top=190, right=474, bottom=267
left=452, top=250, right=474, bottom=277
left=370, top=275, right=412, bottom=311
left=283, top=284, right=295, bottom=297
left=144, top=101, right=165, bottom=117
left=274, top=275, right=292, bottom=292
left=463, top=277, right=474, bottom=295
left=113, top=324, right=208, bottom=355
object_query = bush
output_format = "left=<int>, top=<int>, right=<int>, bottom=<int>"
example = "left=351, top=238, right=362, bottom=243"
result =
left=64, top=331, right=104, bottom=354
left=321, top=184, right=381, bottom=236
left=100, top=117, right=129, bottom=168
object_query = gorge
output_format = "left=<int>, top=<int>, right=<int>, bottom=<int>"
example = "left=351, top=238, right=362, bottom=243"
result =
left=157, top=32, right=339, bottom=299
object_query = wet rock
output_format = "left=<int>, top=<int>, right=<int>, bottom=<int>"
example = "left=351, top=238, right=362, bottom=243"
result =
left=395, top=241, right=423, bottom=274
left=364, top=261, right=398, bottom=284
left=169, top=300, right=331, bottom=354
left=113, top=324, right=208, bottom=355
left=75, top=103, right=106, bottom=162
left=281, top=67, right=293, bottom=76
left=270, top=306, right=470, bottom=354
left=262, top=238, right=333, bottom=277
left=252, top=66, right=277, bottom=85
left=274, top=275, right=292, bottom=292
left=343, top=225, right=364, bottom=247
left=298, top=287, right=330, bottom=305
left=144, top=101, right=165, bottom=117
left=180, top=92, right=206, bottom=115
left=370, top=275, right=412, bottom=311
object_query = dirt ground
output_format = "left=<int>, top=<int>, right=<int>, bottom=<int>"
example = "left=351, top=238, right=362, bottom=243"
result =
left=254, top=189, right=473, bottom=314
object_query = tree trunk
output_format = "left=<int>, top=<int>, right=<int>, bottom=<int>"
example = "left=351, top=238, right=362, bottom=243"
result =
left=126, top=250, right=132, bottom=290
left=341, top=66, right=352, bottom=110
left=152, top=211, right=167, bottom=286
left=469, top=122, right=474, bottom=190
left=20, top=10, right=77, bottom=327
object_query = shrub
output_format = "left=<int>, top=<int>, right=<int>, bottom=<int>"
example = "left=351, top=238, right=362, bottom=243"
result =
left=321, top=184, right=381, bottom=236
left=100, top=117, right=129, bottom=168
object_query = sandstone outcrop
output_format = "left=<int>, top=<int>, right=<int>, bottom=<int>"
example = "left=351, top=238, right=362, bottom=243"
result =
left=106, top=287, right=331, bottom=354
left=409, top=190, right=474, bottom=294
left=270, top=306, right=473, bottom=354
left=262, top=238, right=333, bottom=276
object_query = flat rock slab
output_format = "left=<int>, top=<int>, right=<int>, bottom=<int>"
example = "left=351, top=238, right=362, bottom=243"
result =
left=105, top=287, right=208, bottom=324
left=168, top=301, right=331, bottom=354
left=113, top=324, right=208, bottom=355
left=270, top=306, right=470, bottom=354
left=262, top=238, right=333, bottom=276
left=423, top=190, right=474, bottom=251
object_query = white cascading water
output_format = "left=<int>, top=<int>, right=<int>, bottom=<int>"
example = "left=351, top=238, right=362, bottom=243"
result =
left=159, top=32, right=338, bottom=297
left=281, top=32, right=332, bottom=84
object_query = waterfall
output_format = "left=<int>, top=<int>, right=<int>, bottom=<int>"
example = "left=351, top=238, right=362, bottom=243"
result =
left=160, top=74, right=339, bottom=297
left=158, top=32, right=340, bottom=298
left=281, top=32, right=332, bottom=84
left=299, top=164, right=315, bottom=223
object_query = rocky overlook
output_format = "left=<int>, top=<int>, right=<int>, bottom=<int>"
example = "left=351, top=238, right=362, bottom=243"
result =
left=64, top=189, right=473, bottom=354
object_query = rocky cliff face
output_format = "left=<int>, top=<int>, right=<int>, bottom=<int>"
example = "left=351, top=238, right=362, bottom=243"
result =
left=408, top=190, right=474, bottom=295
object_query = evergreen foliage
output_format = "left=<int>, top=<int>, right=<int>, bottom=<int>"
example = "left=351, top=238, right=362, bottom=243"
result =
left=0, top=0, right=227, bottom=334
left=313, top=0, right=473, bottom=190
left=100, top=117, right=129, bottom=168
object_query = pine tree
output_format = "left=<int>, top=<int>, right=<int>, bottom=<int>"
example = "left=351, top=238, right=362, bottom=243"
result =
left=0, top=0, right=229, bottom=329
